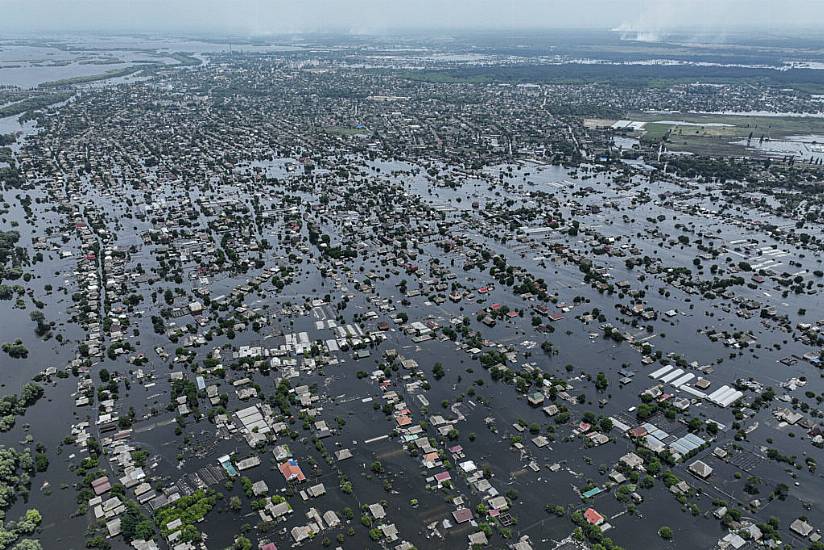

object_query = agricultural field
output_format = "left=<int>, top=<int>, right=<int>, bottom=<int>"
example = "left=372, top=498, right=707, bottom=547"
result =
left=622, top=113, right=824, bottom=156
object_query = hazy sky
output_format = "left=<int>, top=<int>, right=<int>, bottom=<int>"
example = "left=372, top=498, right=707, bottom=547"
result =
left=0, top=0, right=821, bottom=34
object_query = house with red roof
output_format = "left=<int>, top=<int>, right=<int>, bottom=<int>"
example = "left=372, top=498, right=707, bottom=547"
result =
left=584, top=507, right=604, bottom=526
left=422, top=451, right=441, bottom=468
left=434, top=471, right=452, bottom=487
left=628, top=425, right=648, bottom=439
left=91, top=476, right=111, bottom=496
left=278, top=458, right=306, bottom=482
left=452, top=508, right=473, bottom=524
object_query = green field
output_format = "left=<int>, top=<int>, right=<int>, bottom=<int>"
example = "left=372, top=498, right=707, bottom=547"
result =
left=0, top=92, right=74, bottom=118
left=38, top=65, right=150, bottom=88
left=625, top=112, right=824, bottom=156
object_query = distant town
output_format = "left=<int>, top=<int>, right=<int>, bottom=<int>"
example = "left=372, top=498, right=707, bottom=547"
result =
left=0, top=29, right=823, bottom=550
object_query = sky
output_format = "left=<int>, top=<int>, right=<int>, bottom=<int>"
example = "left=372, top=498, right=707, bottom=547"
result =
left=0, top=0, right=821, bottom=35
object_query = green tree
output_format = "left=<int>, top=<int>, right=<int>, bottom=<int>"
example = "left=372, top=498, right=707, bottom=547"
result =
left=233, top=536, right=252, bottom=550
left=595, top=372, right=608, bottom=391
left=13, top=541, right=43, bottom=550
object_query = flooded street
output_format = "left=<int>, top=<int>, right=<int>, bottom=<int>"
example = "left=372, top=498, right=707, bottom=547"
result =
left=1, top=29, right=824, bottom=550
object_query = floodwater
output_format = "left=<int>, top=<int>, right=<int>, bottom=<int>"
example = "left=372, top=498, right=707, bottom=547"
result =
left=3, top=37, right=824, bottom=538
left=1, top=40, right=823, bottom=550
left=612, top=136, right=640, bottom=150
left=732, top=136, right=824, bottom=162
left=0, top=36, right=308, bottom=88
left=0, top=151, right=822, bottom=549
left=0, top=62, right=136, bottom=88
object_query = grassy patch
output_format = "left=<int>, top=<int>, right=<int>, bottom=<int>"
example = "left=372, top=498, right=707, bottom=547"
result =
left=38, top=65, right=150, bottom=88
left=630, top=112, right=824, bottom=155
